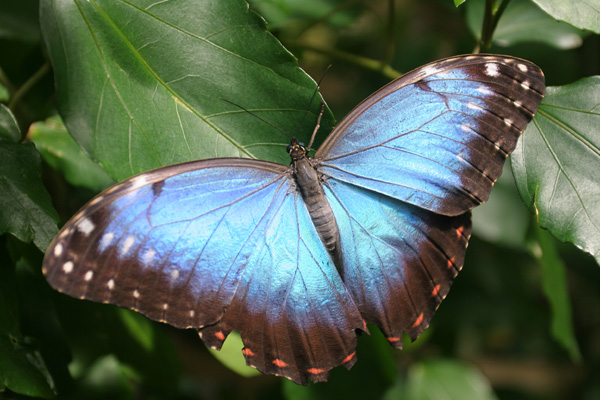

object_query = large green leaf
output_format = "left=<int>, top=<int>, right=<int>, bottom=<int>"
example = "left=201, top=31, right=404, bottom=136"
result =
left=466, top=0, right=585, bottom=49
left=512, top=77, right=600, bottom=264
left=533, top=0, right=600, bottom=34
left=40, top=0, right=334, bottom=182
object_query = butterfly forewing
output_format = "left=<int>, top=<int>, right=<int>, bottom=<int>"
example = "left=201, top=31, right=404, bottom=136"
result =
left=316, top=55, right=545, bottom=216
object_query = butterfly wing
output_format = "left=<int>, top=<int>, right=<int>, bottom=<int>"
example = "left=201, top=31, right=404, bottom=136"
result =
left=325, top=179, right=471, bottom=344
left=43, top=158, right=364, bottom=385
left=316, top=55, right=545, bottom=216
left=318, top=55, right=544, bottom=344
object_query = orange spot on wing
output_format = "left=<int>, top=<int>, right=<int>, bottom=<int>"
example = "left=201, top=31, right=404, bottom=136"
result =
left=447, top=256, right=455, bottom=269
left=272, top=359, right=288, bottom=368
left=242, top=348, right=255, bottom=357
left=412, top=313, right=424, bottom=328
left=431, top=284, right=441, bottom=297
left=343, top=352, right=356, bottom=364
left=386, top=337, right=401, bottom=343
left=456, top=226, right=464, bottom=237
left=307, top=367, right=326, bottom=375
left=214, top=331, right=225, bottom=341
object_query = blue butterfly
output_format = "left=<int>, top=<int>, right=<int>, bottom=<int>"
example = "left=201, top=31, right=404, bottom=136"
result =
left=43, top=54, right=544, bottom=384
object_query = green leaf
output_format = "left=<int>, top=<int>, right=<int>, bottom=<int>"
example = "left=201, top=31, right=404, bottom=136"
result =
left=29, top=117, right=115, bottom=191
left=404, top=359, right=498, bottom=400
left=0, top=104, right=21, bottom=142
left=207, top=331, right=261, bottom=378
left=472, top=164, right=530, bottom=248
left=454, top=0, right=467, bottom=6
left=527, top=224, right=582, bottom=361
left=512, top=77, right=600, bottom=264
left=0, top=139, right=59, bottom=252
left=533, top=0, right=600, bottom=34
left=0, top=245, right=55, bottom=398
left=466, top=0, right=586, bottom=49
left=40, top=0, right=334, bottom=182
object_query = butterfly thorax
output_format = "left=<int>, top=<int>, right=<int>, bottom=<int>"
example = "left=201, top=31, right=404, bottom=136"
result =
left=288, top=138, right=342, bottom=267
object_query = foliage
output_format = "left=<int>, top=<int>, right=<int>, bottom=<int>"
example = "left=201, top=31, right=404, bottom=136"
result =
left=0, top=0, right=598, bottom=399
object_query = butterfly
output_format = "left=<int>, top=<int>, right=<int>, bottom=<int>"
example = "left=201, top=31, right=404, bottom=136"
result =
left=43, top=54, right=545, bottom=385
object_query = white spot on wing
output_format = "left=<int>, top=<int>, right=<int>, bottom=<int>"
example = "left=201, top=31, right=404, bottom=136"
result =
left=468, top=102, right=483, bottom=111
left=77, top=218, right=95, bottom=236
left=63, top=261, right=74, bottom=274
left=171, top=269, right=179, bottom=280
left=108, top=279, right=115, bottom=290
left=163, top=303, right=168, bottom=310
left=461, top=123, right=475, bottom=133
left=504, top=118, right=514, bottom=126
left=484, top=63, right=500, bottom=77
left=143, top=248, right=156, bottom=264
left=122, top=236, right=135, bottom=255
left=521, top=81, right=530, bottom=90
left=517, top=63, right=528, bottom=72
left=99, top=232, right=115, bottom=251
left=513, top=100, right=522, bottom=108
left=54, top=244, right=63, bottom=257
left=476, top=85, right=493, bottom=96
left=84, top=270, right=93, bottom=281
left=133, top=289, right=140, bottom=298
left=189, top=310, right=195, bottom=317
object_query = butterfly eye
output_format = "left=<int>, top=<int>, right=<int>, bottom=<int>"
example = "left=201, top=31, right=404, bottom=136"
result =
left=286, top=144, right=293, bottom=153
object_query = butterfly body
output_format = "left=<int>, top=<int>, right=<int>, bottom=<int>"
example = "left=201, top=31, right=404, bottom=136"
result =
left=289, top=138, right=343, bottom=265
left=43, top=54, right=545, bottom=384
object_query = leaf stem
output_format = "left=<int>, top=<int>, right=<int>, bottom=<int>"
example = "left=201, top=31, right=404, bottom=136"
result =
left=477, top=0, right=511, bottom=52
left=289, top=41, right=401, bottom=80
left=8, top=60, right=51, bottom=111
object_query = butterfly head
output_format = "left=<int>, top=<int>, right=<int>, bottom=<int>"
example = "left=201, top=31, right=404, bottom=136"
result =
left=287, top=138, right=308, bottom=162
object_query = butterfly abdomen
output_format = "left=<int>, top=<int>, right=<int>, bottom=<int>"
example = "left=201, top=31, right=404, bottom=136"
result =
left=293, top=156, right=342, bottom=265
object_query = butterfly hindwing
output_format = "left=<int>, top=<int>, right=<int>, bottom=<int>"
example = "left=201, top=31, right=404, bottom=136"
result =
left=325, top=179, right=471, bottom=345
left=200, top=191, right=365, bottom=384
left=316, top=55, right=545, bottom=216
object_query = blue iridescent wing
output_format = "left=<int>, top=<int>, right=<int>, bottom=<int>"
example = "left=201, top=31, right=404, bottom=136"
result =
left=325, top=179, right=471, bottom=345
left=317, top=55, right=544, bottom=344
left=43, top=159, right=364, bottom=385
left=316, top=55, right=545, bottom=216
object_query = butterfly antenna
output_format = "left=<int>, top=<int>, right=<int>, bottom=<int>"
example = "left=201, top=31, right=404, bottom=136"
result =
left=296, top=65, right=332, bottom=151
left=220, top=98, right=291, bottom=140
left=307, top=101, right=325, bottom=151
